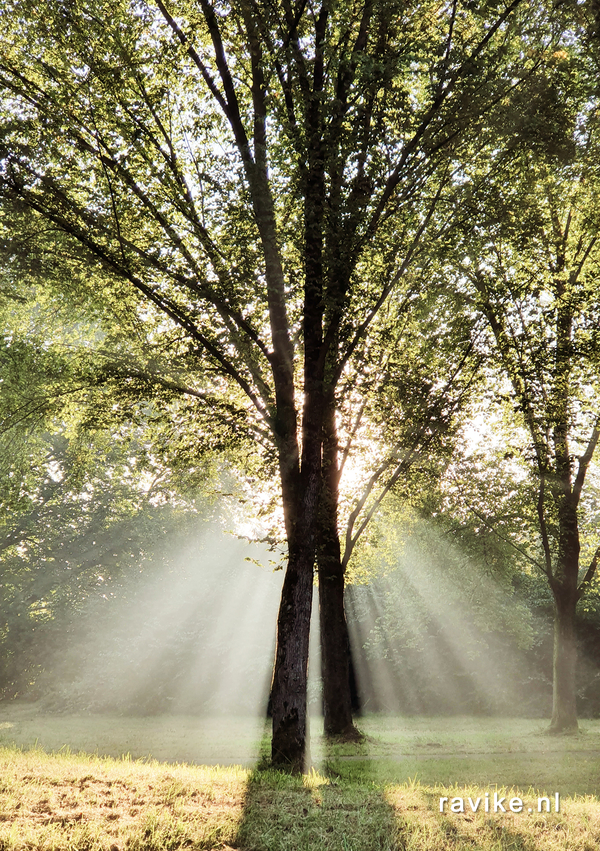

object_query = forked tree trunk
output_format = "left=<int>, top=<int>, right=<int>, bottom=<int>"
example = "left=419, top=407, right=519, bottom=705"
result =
left=550, top=589, right=578, bottom=732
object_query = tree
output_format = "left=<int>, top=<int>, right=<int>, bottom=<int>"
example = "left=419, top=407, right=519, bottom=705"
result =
left=448, top=36, right=600, bottom=730
left=0, top=0, right=553, bottom=767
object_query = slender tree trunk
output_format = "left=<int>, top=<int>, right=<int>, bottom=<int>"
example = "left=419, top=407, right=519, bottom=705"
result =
left=546, top=278, right=581, bottom=732
left=317, top=512, right=356, bottom=737
left=548, top=484, right=580, bottom=733
left=549, top=588, right=578, bottom=732
left=317, top=400, right=360, bottom=738
left=271, top=390, right=324, bottom=769
left=270, top=528, right=315, bottom=770
left=271, top=4, right=330, bottom=768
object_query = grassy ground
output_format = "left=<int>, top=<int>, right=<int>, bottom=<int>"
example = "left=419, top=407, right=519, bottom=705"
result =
left=316, top=715, right=600, bottom=795
left=0, top=704, right=267, bottom=766
left=1, top=704, right=599, bottom=850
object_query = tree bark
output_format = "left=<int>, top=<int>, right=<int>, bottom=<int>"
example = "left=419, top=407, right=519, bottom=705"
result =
left=317, top=399, right=360, bottom=738
left=270, top=4, right=330, bottom=768
left=270, top=527, right=315, bottom=770
left=270, top=363, right=324, bottom=770
left=270, top=397, right=323, bottom=769
left=548, top=450, right=580, bottom=732
left=317, top=507, right=356, bottom=737
left=549, top=588, right=578, bottom=732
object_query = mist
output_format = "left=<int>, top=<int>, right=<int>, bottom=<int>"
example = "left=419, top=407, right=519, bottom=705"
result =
left=45, top=526, right=284, bottom=720
left=346, top=518, right=549, bottom=719
left=20, top=509, right=558, bottom=766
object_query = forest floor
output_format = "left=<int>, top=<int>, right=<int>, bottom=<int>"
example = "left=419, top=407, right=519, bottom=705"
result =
left=1, top=704, right=599, bottom=850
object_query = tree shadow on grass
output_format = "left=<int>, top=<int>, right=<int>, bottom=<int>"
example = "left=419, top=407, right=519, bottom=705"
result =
left=232, top=734, right=402, bottom=851
left=233, top=768, right=402, bottom=851
left=231, top=730, right=600, bottom=851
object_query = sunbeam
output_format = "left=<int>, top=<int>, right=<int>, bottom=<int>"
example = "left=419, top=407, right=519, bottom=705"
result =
left=346, top=518, right=541, bottom=721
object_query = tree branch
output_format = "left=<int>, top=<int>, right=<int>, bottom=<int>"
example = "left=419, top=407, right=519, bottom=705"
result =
left=573, top=419, right=600, bottom=508
left=578, top=545, right=600, bottom=600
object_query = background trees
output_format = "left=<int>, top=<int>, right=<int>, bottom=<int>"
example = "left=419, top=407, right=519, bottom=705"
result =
left=445, top=31, right=600, bottom=730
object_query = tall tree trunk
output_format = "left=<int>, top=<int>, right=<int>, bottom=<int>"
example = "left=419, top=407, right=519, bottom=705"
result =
left=271, top=2, right=331, bottom=768
left=548, top=475, right=580, bottom=732
left=546, top=276, right=581, bottom=732
left=317, top=400, right=360, bottom=738
left=550, top=588, right=578, bottom=732
left=270, top=387, right=324, bottom=769
left=270, top=529, right=315, bottom=770
left=317, top=509, right=355, bottom=737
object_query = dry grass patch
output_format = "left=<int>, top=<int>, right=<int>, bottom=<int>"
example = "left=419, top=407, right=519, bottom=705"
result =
left=2, top=734, right=600, bottom=851
left=0, top=746, right=246, bottom=850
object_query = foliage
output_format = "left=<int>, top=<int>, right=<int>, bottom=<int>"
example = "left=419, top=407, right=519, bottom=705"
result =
left=0, top=0, right=558, bottom=510
left=3, top=0, right=600, bottom=745
left=0, top=425, right=219, bottom=699
left=0, top=273, right=242, bottom=701
left=445, top=29, right=600, bottom=585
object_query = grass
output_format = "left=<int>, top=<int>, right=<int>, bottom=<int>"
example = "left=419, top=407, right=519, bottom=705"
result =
left=1, top=704, right=600, bottom=850
left=0, top=704, right=267, bottom=766
left=0, top=745, right=245, bottom=850
left=317, top=715, right=600, bottom=795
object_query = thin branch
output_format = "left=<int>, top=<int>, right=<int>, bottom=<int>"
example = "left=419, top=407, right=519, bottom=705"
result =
left=449, top=473, right=549, bottom=576
left=342, top=446, right=421, bottom=569
left=342, top=454, right=396, bottom=567
left=154, top=0, right=231, bottom=118
left=573, top=419, right=600, bottom=508
left=339, top=401, right=365, bottom=477
left=578, top=545, right=600, bottom=599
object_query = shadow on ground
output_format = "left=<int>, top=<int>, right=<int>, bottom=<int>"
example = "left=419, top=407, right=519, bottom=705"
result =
left=231, top=732, right=600, bottom=851
left=233, top=765, right=401, bottom=850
